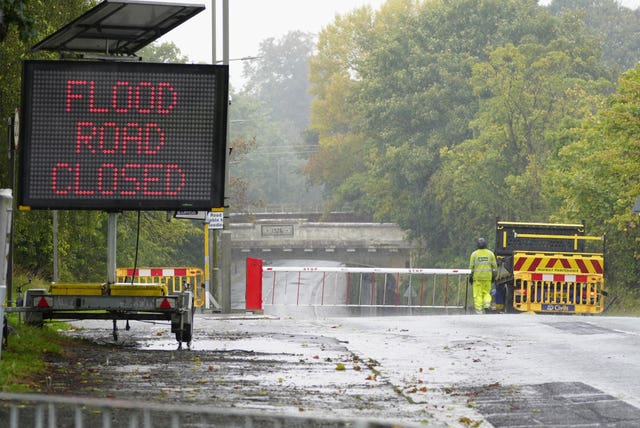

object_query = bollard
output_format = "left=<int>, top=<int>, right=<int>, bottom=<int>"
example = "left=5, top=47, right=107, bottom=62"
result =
left=245, top=258, right=263, bottom=311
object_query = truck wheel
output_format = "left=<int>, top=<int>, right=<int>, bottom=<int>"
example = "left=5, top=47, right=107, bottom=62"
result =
left=504, top=285, right=514, bottom=313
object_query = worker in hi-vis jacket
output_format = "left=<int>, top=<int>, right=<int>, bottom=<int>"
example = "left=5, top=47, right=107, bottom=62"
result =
left=469, top=237, right=497, bottom=314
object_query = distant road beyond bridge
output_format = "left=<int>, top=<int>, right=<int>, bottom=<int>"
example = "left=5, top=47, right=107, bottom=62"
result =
left=229, top=212, right=413, bottom=268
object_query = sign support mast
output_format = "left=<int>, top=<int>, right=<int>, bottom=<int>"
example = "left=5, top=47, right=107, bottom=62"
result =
left=209, top=0, right=231, bottom=313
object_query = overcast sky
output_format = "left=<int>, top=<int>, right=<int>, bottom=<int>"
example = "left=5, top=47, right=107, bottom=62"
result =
left=155, top=0, right=386, bottom=88
left=156, top=0, right=640, bottom=88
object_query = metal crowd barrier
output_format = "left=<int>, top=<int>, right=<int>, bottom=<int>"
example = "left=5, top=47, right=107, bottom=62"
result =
left=0, top=392, right=409, bottom=428
left=116, top=267, right=206, bottom=308
left=261, top=266, right=471, bottom=313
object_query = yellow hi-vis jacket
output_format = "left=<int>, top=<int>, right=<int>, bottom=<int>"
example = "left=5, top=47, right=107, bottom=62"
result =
left=469, top=248, right=497, bottom=281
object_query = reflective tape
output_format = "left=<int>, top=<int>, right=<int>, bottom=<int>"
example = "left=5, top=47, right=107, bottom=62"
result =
left=530, top=273, right=588, bottom=282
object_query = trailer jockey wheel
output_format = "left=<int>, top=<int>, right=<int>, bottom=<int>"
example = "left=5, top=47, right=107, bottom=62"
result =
left=112, top=319, right=118, bottom=342
left=173, top=293, right=195, bottom=350
left=174, top=309, right=194, bottom=350
left=176, top=322, right=193, bottom=350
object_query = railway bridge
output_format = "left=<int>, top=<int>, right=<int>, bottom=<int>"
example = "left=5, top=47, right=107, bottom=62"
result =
left=228, top=212, right=413, bottom=269
left=225, top=213, right=414, bottom=308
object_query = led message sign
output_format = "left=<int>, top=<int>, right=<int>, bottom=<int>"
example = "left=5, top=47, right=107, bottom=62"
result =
left=19, top=60, right=228, bottom=210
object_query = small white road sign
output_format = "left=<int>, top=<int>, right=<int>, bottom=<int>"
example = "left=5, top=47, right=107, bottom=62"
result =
left=207, top=212, right=224, bottom=229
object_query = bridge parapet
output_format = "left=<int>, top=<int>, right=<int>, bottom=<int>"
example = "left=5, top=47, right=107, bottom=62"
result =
left=229, top=219, right=413, bottom=267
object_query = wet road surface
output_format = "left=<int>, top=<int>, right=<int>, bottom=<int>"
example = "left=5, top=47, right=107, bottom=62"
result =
left=38, top=313, right=640, bottom=427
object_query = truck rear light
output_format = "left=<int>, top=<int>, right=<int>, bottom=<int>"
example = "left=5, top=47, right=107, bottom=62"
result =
left=156, top=297, right=174, bottom=309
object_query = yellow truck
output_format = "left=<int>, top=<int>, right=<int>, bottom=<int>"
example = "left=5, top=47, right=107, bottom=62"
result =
left=494, top=221, right=606, bottom=314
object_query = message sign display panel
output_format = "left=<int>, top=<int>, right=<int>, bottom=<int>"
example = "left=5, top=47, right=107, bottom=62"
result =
left=19, top=60, right=228, bottom=210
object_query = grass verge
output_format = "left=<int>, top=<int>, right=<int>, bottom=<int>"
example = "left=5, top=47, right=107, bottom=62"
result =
left=0, top=314, right=73, bottom=392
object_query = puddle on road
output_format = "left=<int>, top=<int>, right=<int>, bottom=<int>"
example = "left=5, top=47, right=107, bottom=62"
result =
left=131, top=334, right=372, bottom=392
left=139, top=335, right=336, bottom=357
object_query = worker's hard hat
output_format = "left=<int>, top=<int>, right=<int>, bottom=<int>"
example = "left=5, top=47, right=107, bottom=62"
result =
left=476, top=237, right=487, bottom=249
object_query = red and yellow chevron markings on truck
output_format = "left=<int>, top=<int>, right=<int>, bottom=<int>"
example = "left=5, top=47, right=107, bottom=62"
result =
left=513, top=252, right=603, bottom=275
left=512, top=253, right=604, bottom=314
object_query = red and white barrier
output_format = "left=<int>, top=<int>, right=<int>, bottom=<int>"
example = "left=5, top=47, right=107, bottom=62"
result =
left=246, top=259, right=471, bottom=311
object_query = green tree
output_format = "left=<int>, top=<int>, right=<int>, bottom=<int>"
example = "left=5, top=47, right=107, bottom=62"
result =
left=116, top=212, right=203, bottom=272
left=548, top=0, right=640, bottom=73
left=430, top=39, right=612, bottom=259
left=306, top=3, right=381, bottom=216
left=551, top=66, right=640, bottom=301
left=234, top=31, right=323, bottom=210
left=306, top=0, right=618, bottom=265
left=0, top=0, right=35, bottom=42
left=242, top=30, right=314, bottom=132
left=226, top=89, right=261, bottom=211
left=136, top=41, right=188, bottom=63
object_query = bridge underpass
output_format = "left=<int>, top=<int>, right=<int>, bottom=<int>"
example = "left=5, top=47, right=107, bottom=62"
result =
left=226, top=213, right=414, bottom=309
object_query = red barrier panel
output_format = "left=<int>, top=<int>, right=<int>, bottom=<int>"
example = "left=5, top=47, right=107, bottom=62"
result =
left=245, top=258, right=263, bottom=310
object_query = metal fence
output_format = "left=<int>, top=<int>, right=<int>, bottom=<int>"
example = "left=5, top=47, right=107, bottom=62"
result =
left=262, top=266, right=471, bottom=314
left=0, top=392, right=411, bottom=428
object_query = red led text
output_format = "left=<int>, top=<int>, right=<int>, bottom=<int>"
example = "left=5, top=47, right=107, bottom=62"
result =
left=51, top=78, right=189, bottom=199
left=66, top=80, right=177, bottom=114
left=75, top=122, right=165, bottom=155
left=52, top=162, right=186, bottom=196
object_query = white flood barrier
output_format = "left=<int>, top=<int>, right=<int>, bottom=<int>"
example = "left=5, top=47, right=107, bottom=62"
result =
left=259, top=265, right=472, bottom=316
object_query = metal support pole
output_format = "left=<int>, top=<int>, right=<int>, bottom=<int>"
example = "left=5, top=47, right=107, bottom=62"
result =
left=222, top=0, right=229, bottom=64
left=206, top=0, right=218, bottom=310
left=208, top=0, right=231, bottom=313
left=208, top=226, right=220, bottom=309
left=107, top=213, right=117, bottom=284
left=211, top=227, right=218, bottom=301
left=0, top=189, right=12, bottom=292
left=211, top=0, right=216, bottom=63
left=6, top=115, right=16, bottom=305
left=221, top=231, right=231, bottom=312
left=0, top=285, right=5, bottom=360
left=52, top=211, right=58, bottom=283
left=221, top=0, right=231, bottom=313
left=204, top=223, right=209, bottom=309
left=1, top=189, right=12, bottom=356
